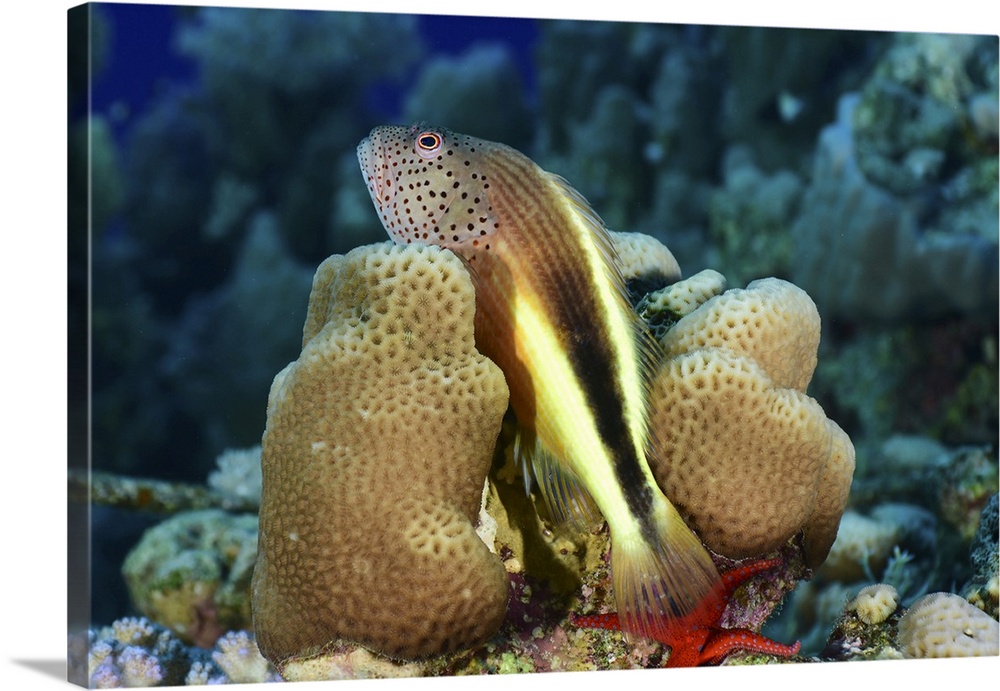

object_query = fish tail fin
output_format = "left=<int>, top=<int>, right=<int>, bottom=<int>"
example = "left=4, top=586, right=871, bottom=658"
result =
left=610, top=503, right=721, bottom=643
left=514, top=427, right=603, bottom=530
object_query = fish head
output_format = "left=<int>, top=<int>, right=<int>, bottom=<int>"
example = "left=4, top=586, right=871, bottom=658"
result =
left=357, top=124, right=500, bottom=255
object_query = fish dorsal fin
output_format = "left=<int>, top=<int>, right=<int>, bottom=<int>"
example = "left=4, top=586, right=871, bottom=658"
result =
left=544, top=172, right=628, bottom=300
left=515, top=427, right=603, bottom=531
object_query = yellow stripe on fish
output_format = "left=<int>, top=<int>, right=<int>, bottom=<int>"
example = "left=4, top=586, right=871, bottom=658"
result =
left=357, top=124, right=721, bottom=641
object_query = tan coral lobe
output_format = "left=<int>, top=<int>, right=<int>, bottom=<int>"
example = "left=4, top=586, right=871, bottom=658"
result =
left=647, top=277, right=854, bottom=565
left=608, top=230, right=682, bottom=283
left=252, top=243, right=510, bottom=665
left=660, top=277, right=821, bottom=392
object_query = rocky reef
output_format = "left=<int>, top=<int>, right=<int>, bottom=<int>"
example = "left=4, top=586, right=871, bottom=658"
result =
left=74, top=5, right=998, bottom=686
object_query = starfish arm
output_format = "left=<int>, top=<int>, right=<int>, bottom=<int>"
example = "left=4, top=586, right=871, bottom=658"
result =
left=719, top=558, right=783, bottom=592
left=569, top=612, right=623, bottom=632
left=572, top=558, right=797, bottom=668
left=699, top=628, right=801, bottom=665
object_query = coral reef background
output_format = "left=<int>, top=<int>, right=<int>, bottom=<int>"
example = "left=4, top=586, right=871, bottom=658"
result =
left=69, top=1, right=998, bottom=682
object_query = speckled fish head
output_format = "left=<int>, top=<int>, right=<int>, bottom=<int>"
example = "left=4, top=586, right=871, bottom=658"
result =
left=357, top=124, right=501, bottom=254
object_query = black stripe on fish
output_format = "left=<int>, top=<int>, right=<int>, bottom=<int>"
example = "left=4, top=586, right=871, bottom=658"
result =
left=541, top=258, right=658, bottom=539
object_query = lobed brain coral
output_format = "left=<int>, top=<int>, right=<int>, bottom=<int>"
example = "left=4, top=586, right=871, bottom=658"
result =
left=897, top=592, right=999, bottom=658
left=252, top=243, right=511, bottom=666
left=647, top=278, right=855, bottom=566
left=608, top=230, right=681, bottom=284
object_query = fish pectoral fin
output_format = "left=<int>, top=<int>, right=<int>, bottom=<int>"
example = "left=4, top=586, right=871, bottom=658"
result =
left=515, top=428, right=603, bottom=531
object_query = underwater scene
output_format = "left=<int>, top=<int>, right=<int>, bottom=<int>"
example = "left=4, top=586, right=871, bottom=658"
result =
left=67, top=1, right=999, bottom=687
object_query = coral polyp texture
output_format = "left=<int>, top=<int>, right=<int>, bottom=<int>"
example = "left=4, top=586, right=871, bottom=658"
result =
left=121, top=510, right=258, bottom=647
left=251, top=243, right=511, bottom=666
left=896, top=592, right=1000, bottom=658
left=848, top=583, right=900, bottom=625
left=608, top=230, right=682, bottom=285
left=647, top=278, right=855, bottom=565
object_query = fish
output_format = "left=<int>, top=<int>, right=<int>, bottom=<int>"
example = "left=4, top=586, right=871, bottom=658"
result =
left=356, top=123, right=721, bottom=641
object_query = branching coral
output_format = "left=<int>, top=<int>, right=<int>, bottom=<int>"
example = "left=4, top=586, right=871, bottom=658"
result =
left=76, top=617, right=279, bottom=687
left=252, top=243, right=510, bottom=666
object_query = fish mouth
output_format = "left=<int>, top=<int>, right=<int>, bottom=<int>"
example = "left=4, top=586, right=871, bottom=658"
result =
left=356, top=134, right=391, bottom=208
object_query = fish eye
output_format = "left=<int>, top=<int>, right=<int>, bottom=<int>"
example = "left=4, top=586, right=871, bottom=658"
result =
left=415, top=131, right=443, bottom=158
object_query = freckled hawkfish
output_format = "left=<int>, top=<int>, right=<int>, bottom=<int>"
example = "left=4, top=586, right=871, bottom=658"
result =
left=357, top=124, right=721, bottom=641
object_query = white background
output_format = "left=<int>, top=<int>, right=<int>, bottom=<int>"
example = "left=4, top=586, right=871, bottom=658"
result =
left=1, top=1, right=997, bottom=690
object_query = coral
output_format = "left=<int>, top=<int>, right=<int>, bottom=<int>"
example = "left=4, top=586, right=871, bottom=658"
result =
left=820, top=583, right=905, bottom=661
left=535, top=21, right=643, bottom=155
left=70, top=115, right=124, bottom=239
left=202, top=173, right=259, bottom=242
left=848, top=583, right=900, bottom=625
left=74, top=617, right=281, bottom=687
left=206, top=446, right=262, bottom=507
left=850, top=439, right=998, bottom=541
left=541, top=85, right=647, bottom=231
left=210, top=630, right=272, bottom=684
left=790, top=92, right=998, bottom=323
left=252, top=243, right=510, bottom=665
left=120, top=88, right=216, bottom=275
left=175, top=7, right=420, bottom=179
left=486, top=448, right=608, bottom=597
left=852, top=34, right=995, bottom=196
left=647, top=277, right=855, bottom=566
left=70, top=469, right=257, bottom=514
left=716, top=26, right=881, bottom=170
left=819, top=510, right=904, bottom=583
left=896, top=592, right=1000, bottom=658
left=608, top=230, right=681, bottom=287
left=636, top=269, right=726, bottom=340
left=121, top=510, right=258, bottom=647
left=280, top=646, right=427, bottom=681
left=937, top=446, right=1000, bottom=540
left=771, top=580, right=858, bottom=656
left=964, top=494, right=1000, bottom=619
left=659, top=277, right=820, bottom=392
left=86, top=619, right=187, bottom=687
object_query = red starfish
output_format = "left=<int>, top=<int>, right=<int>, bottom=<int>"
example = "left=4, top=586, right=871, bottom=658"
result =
left=570, top=558, right=801, bottom=667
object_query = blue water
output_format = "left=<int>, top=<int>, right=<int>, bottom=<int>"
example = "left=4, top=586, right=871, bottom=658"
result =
left=86, top=4, right=539, bottom=145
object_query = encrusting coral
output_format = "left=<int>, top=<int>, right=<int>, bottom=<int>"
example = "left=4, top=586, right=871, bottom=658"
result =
left=647, top=277, right=855, bottom=566
left=252, top=243, right=511, bottom=666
